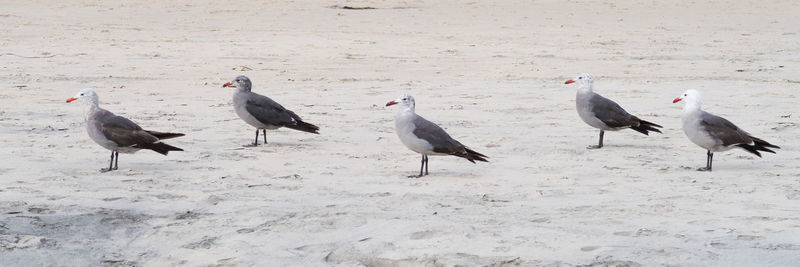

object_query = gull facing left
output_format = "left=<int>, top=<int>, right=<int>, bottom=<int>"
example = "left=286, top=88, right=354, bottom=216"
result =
left=386, top=94, right=488, bottom=177
left=67, top=88, right=184, bottom=172
left=674, top=89, right=779, bottom=171
left=565, top=73, right=663, bottom=149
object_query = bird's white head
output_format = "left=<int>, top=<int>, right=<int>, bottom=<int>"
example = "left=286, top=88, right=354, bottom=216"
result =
left=66, top=88, right=99, bottom=106
left=564, top=73, right=594, bottom=90
left=673, top=89, right=701, bottom=106
left=385, top=93, right=415, bottom=111
left=222, top=75, right=252, bottom=92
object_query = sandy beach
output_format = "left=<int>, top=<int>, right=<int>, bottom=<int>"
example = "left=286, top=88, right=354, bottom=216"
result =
left=1, top=0, right=799, bottom=265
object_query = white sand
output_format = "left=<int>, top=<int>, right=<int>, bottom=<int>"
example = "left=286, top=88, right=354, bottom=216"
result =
left=1, top=0, right=799, bottom=265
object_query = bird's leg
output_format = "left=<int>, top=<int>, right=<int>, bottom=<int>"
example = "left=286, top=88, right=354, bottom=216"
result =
left=253, top=129, right=259, bottom=146
left=424, top=155, right=429, bottom=175
left=113, top=151, right=119, bottom=170
left=417, top=155, right=425, bottom=177
left=244, top=129, right=259, bottom=147
left=587, top=130, right=604, bottom=149
left=262, top=129, right=268, bottom=144
left=409, top=155, right=425, bottom=178
left=697, top=150, right=713, bottom=172
left=599, top=130, right=604, bottom=148
left=101, top=151, right=115, bottom=172
left=709, top=151, right=713, bottom=171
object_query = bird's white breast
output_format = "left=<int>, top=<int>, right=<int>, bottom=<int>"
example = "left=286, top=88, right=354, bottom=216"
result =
left=576, top=91, right=611, bottom=130
left=85, top=112, right=140, bottom=154
left=233, top=92, right=278, bottom=129
left=681, top=110, right=728, bottom=152
left=86, top=119, right=117, bottom=151
left=394, top=110, right=435, bottom=155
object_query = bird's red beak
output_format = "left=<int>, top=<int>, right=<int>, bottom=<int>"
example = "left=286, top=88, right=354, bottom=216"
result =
left=66, top=97, right=78, bottom=103
left=564, top=80, right=575, bottom=84
left=222, top=82, right=232, bottom=88
left=385, top=100, right=398, bottom=107
left=672, top=97, right=683, bottom=103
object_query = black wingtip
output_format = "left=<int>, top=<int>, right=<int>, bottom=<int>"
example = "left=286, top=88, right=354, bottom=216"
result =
left=630, top=119, right=663, bottom=136
left=640, top=119, right=663, bottom=129
left=137, top=142, right=183, bottom=156
left=146, top=131, right=186, bottom=140
left=630, top=125, right=661, bottom=135
left=733, top=136, right=780, bottom=159
left=285, top=121, right=320, bottom=134
left=736, top=144, right=763, bottom=157
left=751, top=136, right=780, bottom=149
left=464, top=148, right=489, bottom=163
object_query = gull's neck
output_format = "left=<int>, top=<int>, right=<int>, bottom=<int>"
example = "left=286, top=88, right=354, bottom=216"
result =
left=577, top=82, right=593, bottom=95
left=82, top=98, right=100, bottom=121
left=682, top=98, right=702, bottom=114
left=394, top=105, right=415, bottom=119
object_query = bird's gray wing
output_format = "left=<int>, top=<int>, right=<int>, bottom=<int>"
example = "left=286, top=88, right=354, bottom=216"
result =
left=411, top=114, right=465, bottom=154
left=94, top=109, right=158, bottom=147
left=285, top=109, right=305, bottom=123
left=590, top=93, right=638, bottom=128
left=699, top=111, right=752, bottom=146
left=244, top=94, right=298, bottom=126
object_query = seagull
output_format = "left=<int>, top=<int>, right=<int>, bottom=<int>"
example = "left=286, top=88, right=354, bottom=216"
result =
left=386, top=94, right=488, bottom=177
left=673, top=89, right=779, bottom=171
left=565, top=73, right=662, bottom=149
left=223, top=76, right=319, bottom=146
left=66, top=88, right=184, bottom=172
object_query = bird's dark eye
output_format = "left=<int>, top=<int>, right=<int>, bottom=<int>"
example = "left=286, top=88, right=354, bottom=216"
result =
left=578, top=77, right=583, bottom=79
left=80, top=93, right=84, bottom=96
left=684, top=94, right=687, bottom=96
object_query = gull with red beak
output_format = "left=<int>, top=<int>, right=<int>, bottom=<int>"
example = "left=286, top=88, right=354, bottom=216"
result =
left=67, top=88, right=184, bottom=172
left=565, top=73, right=662, bottom=149
left=386, top=94, right=487, bottom=178
left=223, top=75, right=319, bottom=146
left=674, top=89, right=779, bottom=171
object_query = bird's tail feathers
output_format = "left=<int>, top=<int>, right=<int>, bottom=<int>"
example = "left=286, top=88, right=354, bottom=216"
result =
left=456, top=147, right=489, bottom=163
left=285, top=120, right=320, bottom=134
left=736, top=136, right=779, bottom=157
left=752, top=136, right=780, bottom=149
left=136, top=142, right=183, bottom=155
left=630, top=119, right=663, bottom=135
